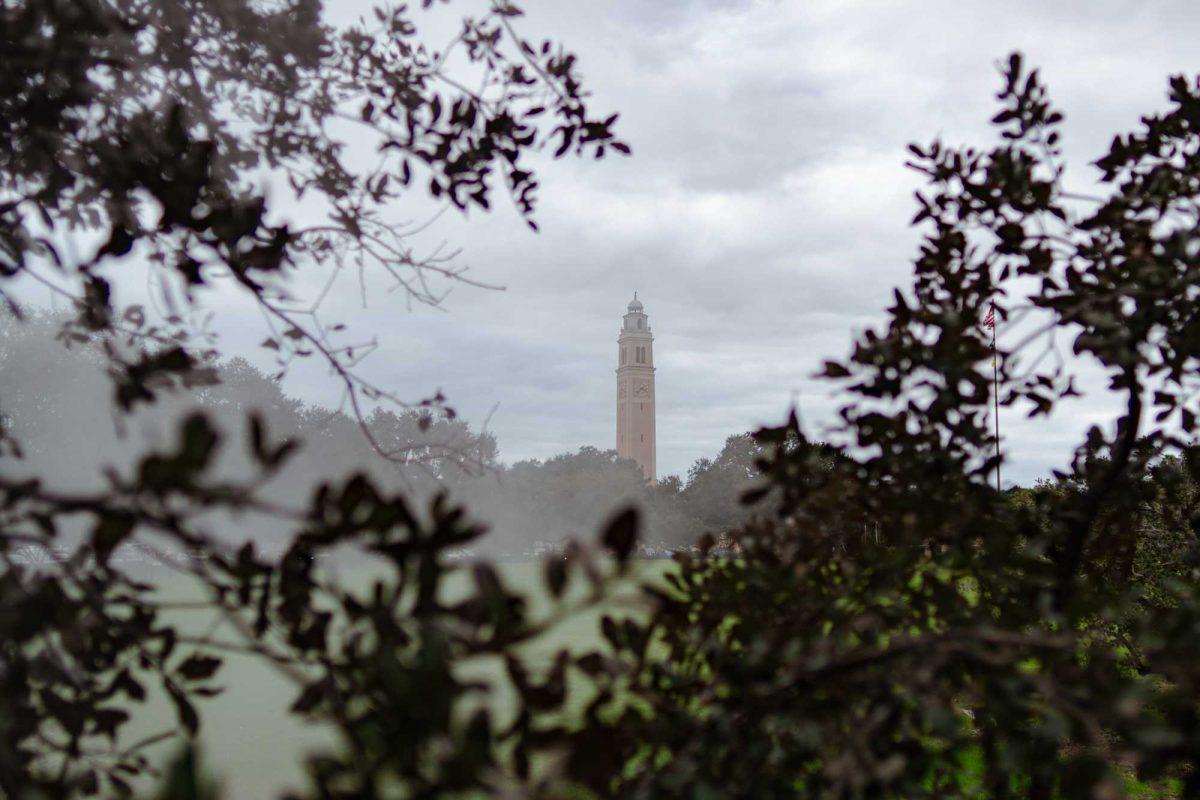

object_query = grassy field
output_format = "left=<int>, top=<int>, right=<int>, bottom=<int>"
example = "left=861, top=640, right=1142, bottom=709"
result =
left=126, top=560, right=663, bottom=798
left=123, top=559, right=1183, bottom=799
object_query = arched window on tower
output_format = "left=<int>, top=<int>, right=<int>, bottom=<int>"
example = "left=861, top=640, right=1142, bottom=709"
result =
left=637, top=318, right=643, bottom=329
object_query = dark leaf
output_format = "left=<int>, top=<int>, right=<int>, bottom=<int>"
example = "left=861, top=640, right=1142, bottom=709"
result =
left=600, top=507, right=639, bottom=566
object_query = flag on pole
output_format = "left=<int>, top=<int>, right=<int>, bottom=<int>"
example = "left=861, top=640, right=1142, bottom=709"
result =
left=985, top=300, right=1002, bottom=491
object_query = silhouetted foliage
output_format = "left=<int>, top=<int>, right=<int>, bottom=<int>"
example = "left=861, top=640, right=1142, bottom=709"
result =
left=0, top=0, right=634, bottom=796
left=2, top=0, right=627, bottom=462
left=9, top=5, right=1200, bottom=796
left=565, top=56, right=1200, bottom=798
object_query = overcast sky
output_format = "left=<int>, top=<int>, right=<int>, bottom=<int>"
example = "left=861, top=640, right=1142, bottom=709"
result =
left=23, top=0, right=1200, bottom=483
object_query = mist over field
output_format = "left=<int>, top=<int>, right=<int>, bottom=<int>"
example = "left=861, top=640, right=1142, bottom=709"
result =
left=0, top=312, right=757, bottom=562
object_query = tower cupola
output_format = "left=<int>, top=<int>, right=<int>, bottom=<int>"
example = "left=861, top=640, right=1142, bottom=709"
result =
left=623, top=292, right=649, bottom=332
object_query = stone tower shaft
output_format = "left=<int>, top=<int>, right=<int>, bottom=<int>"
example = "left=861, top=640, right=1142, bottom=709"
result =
left=616, top=293, right=655, bottom=481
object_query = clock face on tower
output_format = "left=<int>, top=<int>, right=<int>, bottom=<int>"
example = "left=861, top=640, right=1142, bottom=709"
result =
left=618, top=382, right=627, bottom=398
left=634, top=383, right=649, bottom=398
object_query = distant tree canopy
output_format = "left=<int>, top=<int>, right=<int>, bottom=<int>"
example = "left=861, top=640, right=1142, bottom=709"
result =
left=681, top=433, right=768, bottom=532
left=456, top=436, right=775, bottom=551
left=0, top=310, right=493, bottom=491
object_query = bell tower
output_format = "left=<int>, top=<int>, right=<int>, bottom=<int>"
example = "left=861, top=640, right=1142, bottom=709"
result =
left=617, top=293, right=655, bottom=481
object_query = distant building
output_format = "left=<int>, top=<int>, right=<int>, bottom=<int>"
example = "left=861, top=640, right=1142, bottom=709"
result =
left=616, top=293, right=656, bottom=481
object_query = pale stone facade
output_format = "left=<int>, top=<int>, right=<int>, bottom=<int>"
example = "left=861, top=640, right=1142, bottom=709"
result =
left=616, top=293, right=655, bottom=481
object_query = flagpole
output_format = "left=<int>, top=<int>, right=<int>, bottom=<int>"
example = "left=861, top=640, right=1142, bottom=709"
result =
left=990, top=300, right=1001, bottom=492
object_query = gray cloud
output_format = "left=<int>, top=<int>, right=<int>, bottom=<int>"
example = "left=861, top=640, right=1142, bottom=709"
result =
left=18, top=0, right=1200, bottom=484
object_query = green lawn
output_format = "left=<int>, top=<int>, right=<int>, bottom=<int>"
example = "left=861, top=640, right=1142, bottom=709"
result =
left=126, top=560, right=664, bottom=798
left=122, top=559, right=1183, bottom=799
